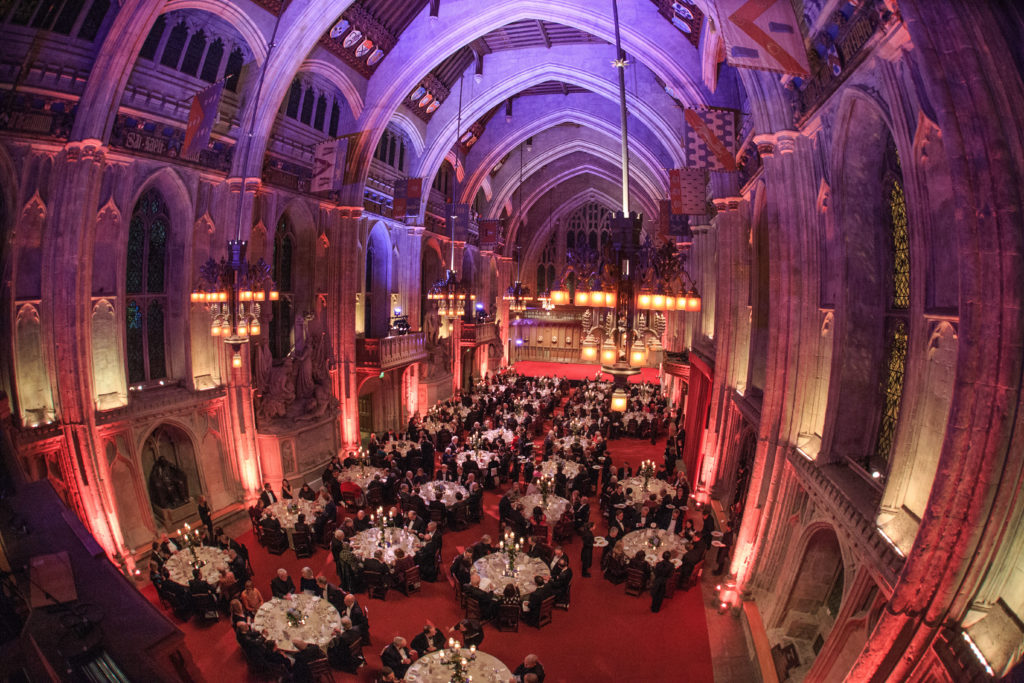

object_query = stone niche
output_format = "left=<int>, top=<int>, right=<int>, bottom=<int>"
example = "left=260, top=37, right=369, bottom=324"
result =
left=257, top=414, right=339, bottom=488
left=418, top=371, right=453, bottom=414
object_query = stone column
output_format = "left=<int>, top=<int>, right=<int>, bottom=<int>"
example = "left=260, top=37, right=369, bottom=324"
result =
left=323, top=206, right=362, bottom=449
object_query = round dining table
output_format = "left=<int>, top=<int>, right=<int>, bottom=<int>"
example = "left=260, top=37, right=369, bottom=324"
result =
left=349, top=527, right=422, bottom=565
left=252, top=593, right=341, bottom=652
left=164, top=546, right=230, bottom=586
left=337, top=465, right=390, bottom=492
left=481, top=428, right=515, bottom=445
left=619, top=528, right=688, bottom=566
left=418, top=481, right=469, bottom=506
left=404, top=648, right=512, bottom=683
left=472, top=552, right=551, bottom=596
left=518, top=493, right=570, bottom=524
left=620, top=476, right=673, bottom=506
left=554, top=436, right=592, bottom=453
left=454, top=449, right=496, bottom=469
left=539, top=457, right=582, bottom=480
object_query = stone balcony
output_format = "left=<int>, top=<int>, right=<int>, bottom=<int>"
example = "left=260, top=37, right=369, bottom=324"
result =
left=356, top=332, right=428, bottom=371
left=459, top=322, right=498, bottom=347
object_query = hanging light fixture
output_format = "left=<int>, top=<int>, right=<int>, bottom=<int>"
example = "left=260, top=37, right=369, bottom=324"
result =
left=428, top=75, right=474, bottom=321
left=546, top=0, right=700, bottom=410
left=504, top=142, right=532, bottom=315
left=191, top=11, right=285, bottom=370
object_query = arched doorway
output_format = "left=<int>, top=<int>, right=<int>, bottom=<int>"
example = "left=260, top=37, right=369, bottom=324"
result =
left=421, top=243, right=444, bottom=329
left=141, top=424, right=201, bottom=528
left=364, top=224, right=392, bottom=338
left=779, top=527, right=845, bottom=667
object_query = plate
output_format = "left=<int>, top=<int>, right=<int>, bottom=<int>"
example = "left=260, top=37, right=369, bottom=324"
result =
left=593, top=537, right=609, bottom=547
left=711, top=540, right=726, bottom=547
left=711, top=530, right=724, bottom=537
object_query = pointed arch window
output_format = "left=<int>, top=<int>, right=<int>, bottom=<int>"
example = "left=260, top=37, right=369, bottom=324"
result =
left=270, top=217, right=294, bottom=359
left=126, top=188, right=169, bottom=385
left=871, top=136, right=910, bottom=472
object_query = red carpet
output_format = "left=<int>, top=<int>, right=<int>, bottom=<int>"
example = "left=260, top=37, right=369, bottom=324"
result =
left=143, top=429, right=713, bottom=682
left=513, top=361, right=662, bottom=384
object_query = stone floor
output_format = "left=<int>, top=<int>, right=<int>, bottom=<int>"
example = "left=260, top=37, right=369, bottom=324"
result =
left=700, top=574, right=762, bottom=682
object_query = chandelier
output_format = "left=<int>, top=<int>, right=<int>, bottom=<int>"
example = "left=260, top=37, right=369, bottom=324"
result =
left=503, top=144, right=532, bottom=315
left=546, top=0, right=700, bottom=410
left=428, top=266, right=474, bottom=320
left=191, top=240, right=278, bottom=368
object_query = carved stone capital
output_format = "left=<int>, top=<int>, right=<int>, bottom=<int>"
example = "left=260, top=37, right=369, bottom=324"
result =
left=64, top=139, right=107, bottom=164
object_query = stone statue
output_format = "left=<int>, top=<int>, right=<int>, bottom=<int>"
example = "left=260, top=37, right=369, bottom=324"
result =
left=148, top=455, right=189, bottom=508
left=296, top=384, right=335, bottom=422
left=259, top=356, right=295, bottom=420
left=424, top=306, right=441, bottom=348
left=294, top=342, right=315, bottom=399
left=254, top=342, right=272, bottom=394
left=311, top=331, right=332, bottom=385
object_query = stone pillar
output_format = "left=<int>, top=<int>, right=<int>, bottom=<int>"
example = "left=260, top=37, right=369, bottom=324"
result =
left=495, top=255, right=514, bottom=365
left=395, top=227, right=425, bottom=330
left=44, top=140, right=122, bottom=557
left=324, top=207, right=362, bottom=449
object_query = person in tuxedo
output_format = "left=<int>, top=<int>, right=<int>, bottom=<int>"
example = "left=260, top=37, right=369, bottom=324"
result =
left=410, top=622, right=445, bottom=655
left=299, top=566, right=318, bottom=594
left=463, top=573, right=498, bottom=620
left=362, top=549, right=392, bottom=579
left=258, top=482, right=278, bottom=507
left=188, top=568, right=214, bottom=597
left=513, top=654, right=546, bottom=683
left=260, top=511, right=282, bottom=532
left=470, top=535, right=495, bottom=562
left=326, top=617, right=365, bottom=670
left=290, top=638, right=325, bottom=682
left=636, top=505, right=656, bottom=530
left=572, top=496, right=591, bottom=531
left=341, top=593, right=367, bottom=631
left=551, top=556, right=572, bottom=607
left=649, top=551, right=675, bottom=613
left=380, top=637, right=413, bottom=679
left=314, top=575, right=345, bottom=612
left=449, top=618, right=484, bottom=648
left=579, top=521, right=595, bottom=577
left=404, top=510, right=427, bottom=535
left=450, top=549, right=474, bottom=586
left=522, top=576, right=551, bottom=626
left=699, top=509, right=717, bottom=546
left=679, top=541, right=707, bottom=586
left=270, top=568, right=296, bottom=598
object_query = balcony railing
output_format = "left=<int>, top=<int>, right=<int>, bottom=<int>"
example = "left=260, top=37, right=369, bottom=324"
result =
left=356, top=332, right=427, bottom=370
left=460, top=322, right=497, bottom=346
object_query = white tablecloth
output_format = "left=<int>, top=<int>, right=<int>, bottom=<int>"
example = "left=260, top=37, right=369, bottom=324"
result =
left=482, top=428, right=515, bottom=445
left=405, top=649, right=512, bottom=683
left=620, top=476, right=673, bottom=506
left=384, top=439, right=419, bottom=456
left=337, top=466, right=389, bottom=491
left=554, top=436, right=592, bottom=452
left=619, top=528, right=688, bottom=566
left=252, top=594, right=341, bottom=652
left=519, top=493, right=570, bottom=524
left=349, top=527, right=422, bottom=565
left=455, top=450, right=496, bottom=469
left=264, top=499, right=319, bottom=531
left=418, top=481, right=468, bottom=506
left=472, top=552, right=551, bottom=596
left=164, top=546, right=229, bottom=586
left=540, top=457, right=582, bottom=480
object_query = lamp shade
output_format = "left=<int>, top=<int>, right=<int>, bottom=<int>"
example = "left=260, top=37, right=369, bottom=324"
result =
left=600, top=343, right=617, bottom=365
left=581, top=338, right=598, bottom=362
left=630, top=342, right=647, bottom=366
left=610, top=388, right=628, bottom=412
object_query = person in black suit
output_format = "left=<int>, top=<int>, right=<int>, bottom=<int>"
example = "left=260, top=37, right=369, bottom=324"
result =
left=463, top=574, right=498, bottom=620
left=299, top=566, right=318, bottom=594
left=551, top=556, right=572, bottom=607
left=188, top=568, right=214, bottom=596
left=699, top=509, right=717, bottom=546
left=404, top=510, right=427, bottom=535
left=714, top=522, right=735, bottom=575
left=341, top=593, right=367, bottom=631
left=522, top=576, right=551, bottom=626
left=572, top=497, right=590, bottom=531
left=451, top=549, right=475, bottom=585
left=270, top=568, right=296, bottom=598
left=313, top=575, right=346, bottom=613
left=410, top=622, right=445, bottom=655
left=579, top=521, right=595, bottom=577
left=260, top=511, right=282, bottom=532
left=513, top=654, right=546, bottom=682
left=362, top=548, right=392, bottom=581
left=290, top=639, right=325, bottom=682
left=649, top=551, right=675, bottom=613
left=470, top=535, right=495, bottom=562
left=258, top=483, right=278, bottom=507
left=449, top=618, right=484, bottom=648
left=197, top=495, right=213, bottom=533
left=326, top=618, right=365, bottom=670
left=679, top=541, right=707, bottom=585
left=380, top=637, right=413, bottom=679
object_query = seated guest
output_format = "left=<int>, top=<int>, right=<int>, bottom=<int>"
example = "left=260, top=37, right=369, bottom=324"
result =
left=463, top=573, right=498, bottom=620
left=298, top=483, right=317, bottom=501
left=270, top=568, right=296, bottom=598
left=326, top=618, right=364, bottom=670
left=293, top=513, right=309, bottom=534
left=314, top=575, right=346, bottom=612
left=470, top=535, right=495, bottom=562
left=628, top=550, right=652, bottom=581
left=449, top=618, right=484, bottom=648
left=603, top=547, right=628, bottom=583
left=226, top=548, right=249, bottom=584
left=378, top=667, right=400, bottom=683
left=280, top=479, right=294, bottom=500
left=353, top=509, right=371, bottom=531
left=228, top=598, right=247, bottom=627
left=451, top=549, right=475, bottom=585
left=501, top=582, right=522, bottom=606
left=188, top=568, right=213, bottom=596
left=522, top=576, right=551, bottom=626
left=362, top=548, right=392, bottom=577
left=410, top=622, right=445, bottom=655
left=342, top=593, right=368, bottom=631
left=240, top=579, right=263, bottom=615
left=259, top=482, right=278, bottom=507
left=513, top=654, right=547, bottom=683
left=214, top=563, right=237, bottom=597
left=299, top=566, right=318, bottom=594
left=260, top=511, right=282, bottom=532
left=290, top=638, right=325, bottom=682
left=380, top=636, right=413, bottom=679
left=312, top=495, right=337, bottom=539
left=148, top=560, right=164, bottom=588
left=393, top=547, right=415, bottom=577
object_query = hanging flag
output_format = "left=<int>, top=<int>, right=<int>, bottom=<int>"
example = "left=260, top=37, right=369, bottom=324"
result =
left=669, top=167, right=708, bottom=214
left=478, top=219, right=504, bottom=250
left=181, top=81, right=224, bottom=159
left=446, top=203, right=471, bottom=242
left=683, top=108, right=738, bottom=172
left=392, top=178, right=423, bottom=218
left=311, top=137, right=348, bottom=193
left=717, top=0, right=810, bottom=77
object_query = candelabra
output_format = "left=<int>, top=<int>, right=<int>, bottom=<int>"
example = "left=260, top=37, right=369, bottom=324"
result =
left=639, top=459, right=656, bottom=492
left=441, top=638, right=477, bottom=683
left=502, top=531, right=521, bottom=575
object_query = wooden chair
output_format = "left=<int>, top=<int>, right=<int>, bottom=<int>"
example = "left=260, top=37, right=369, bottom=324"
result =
left=339, top=490, right=360, bottom=512
left=307, top=656, right=336, bottom=682
left=682, top=560, right=704, bottom=591
left=365, top=486, right=384, bottom=509
left=535, top=595, right=555, bottom=629
left=429, top=505, right=447, bottom=530
left=448, top=502, right=469, bottom=531
left=248, top=507, right=265, bottom=546
left=191, top=592, right=220, bottom=622
left=319, top=520, right=338, bottom=550
left=464, top=596, right=484, bottom=621
left=263, top=528, right=288, bottom=555
left=397, top=565, right=421, bottom=596
left=496, top=602, right=519, bottom=632
left=552, top=515, right=574, bottom=543
left=292, top=530, right=314, bottom=559
left=625, top=568, right=647, bottom=596
left=363, top=571, right=388, bottom=601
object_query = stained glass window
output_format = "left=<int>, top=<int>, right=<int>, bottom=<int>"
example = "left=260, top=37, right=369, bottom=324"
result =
left=125, top=188, right=169, bottom=385
left=874, top=322, right=907, bottom=465
left=270, top=218, right=294, bottom=359
left=889, top=178, right=910, bottom=310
